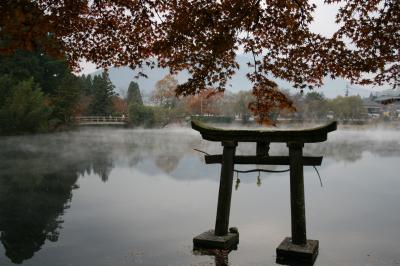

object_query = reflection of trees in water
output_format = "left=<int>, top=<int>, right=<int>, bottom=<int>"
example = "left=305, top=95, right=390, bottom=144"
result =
left=181, top=129, right=400, bottom=185
left=307, top=142, right=363, bottom=162
left=0, top=166, right=81, bottom=263
left=0, top=129, right=202, bottom=263
left=155, top=155, right=181, bottom=174
left=225, top=132, right=400, bottom=164
left=306, top=138, right=400, bottom=162
left=0, top=137, right=116, bottom=263
left=119, top=129, right=201, bottom=175
left=90, top=151, right=114, bottom=182
left=0, top=129, right=206, bottom=264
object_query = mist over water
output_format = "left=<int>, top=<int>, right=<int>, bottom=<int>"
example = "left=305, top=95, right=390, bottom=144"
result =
left=0, top=126, right=399, bottom=265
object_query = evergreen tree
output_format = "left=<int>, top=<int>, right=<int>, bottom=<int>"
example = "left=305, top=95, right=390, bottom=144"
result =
left=89, top=72, right=116, bottom=115
left=128, top=103, right=154, bottom=128
left=0, top=51, right=88, bottom=133
left=0, top=79, right=50, bottom=134
left=78, top=74, right=93, bottom=96
left=0, top=50, right=70, bottom=95
left=0, top=74, right=15, bottom=107
left=51, top=74, right=80, bottom=123
left=127, top=81, right=143, bottom=105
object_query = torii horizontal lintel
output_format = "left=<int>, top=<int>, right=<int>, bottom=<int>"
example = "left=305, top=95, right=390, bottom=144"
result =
left=191, top=120, right=337, bottom=143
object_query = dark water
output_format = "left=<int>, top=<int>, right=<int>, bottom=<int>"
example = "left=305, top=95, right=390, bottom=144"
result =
left=0, top=127, right=399, bottom=266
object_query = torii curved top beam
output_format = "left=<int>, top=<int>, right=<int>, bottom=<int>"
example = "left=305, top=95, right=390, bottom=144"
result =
left=191, top=120, right=337, bottom=143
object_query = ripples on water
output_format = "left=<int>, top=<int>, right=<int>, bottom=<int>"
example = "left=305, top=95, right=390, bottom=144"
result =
left=0, top=127, right=399, bottom=265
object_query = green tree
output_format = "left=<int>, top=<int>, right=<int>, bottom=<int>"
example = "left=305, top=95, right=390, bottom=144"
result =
left=328, top=96, right=367, bottom=120
left=127, top=81, right=143, bottom=105
left=128, top=103, right=155, bottom=128
left=233, top=90, right=254, bottom=122
left=89, top=72, right=116, bottom=115
left=0, top=50, right=70, bottom=95
left=0, top=79, right=50, bottom=134
left=0, top=74, right=15, bottom=107
left=78, top=74, right=93, bottom=96
left=301, top=92, right=329, bottom=120
left=0, top=51, right=90, bottom=132
left=50, top=74, right=80, bottom=124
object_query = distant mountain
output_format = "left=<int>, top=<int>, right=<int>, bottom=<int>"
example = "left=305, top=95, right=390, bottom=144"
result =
left=90, top=54, right=384, bottom=99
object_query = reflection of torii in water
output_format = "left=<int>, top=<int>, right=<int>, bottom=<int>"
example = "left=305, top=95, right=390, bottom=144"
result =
left=193, top=246, right=235, bottom=266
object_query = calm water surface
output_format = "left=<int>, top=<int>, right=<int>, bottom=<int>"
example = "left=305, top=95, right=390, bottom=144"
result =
left=0, top=127, right=399, bottom=265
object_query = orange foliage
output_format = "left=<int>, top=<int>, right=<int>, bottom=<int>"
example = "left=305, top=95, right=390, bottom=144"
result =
left=186, top=89, right=224, bottom=115
left=1, top=0, right=398, bottom=123
left=112, top=96, right=128, bottom=115
left=151, top=74, right=178, bottom=106
left=73, top=95, right=92, bottom=117
left=248, top=77, right=296, bottom=125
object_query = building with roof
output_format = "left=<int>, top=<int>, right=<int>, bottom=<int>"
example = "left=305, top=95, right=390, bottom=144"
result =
left=363, top=98, right=384, bottom=117
left=373, top=88, right=400, bottom=105
left=367, top=88, right=400, bottom=118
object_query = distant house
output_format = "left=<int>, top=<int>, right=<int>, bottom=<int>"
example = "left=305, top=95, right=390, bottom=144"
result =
left=368, top=89, right=400, bottom=118
left=373, top=88, right=400, bottom=105
left=363, top=98, right=383, bottom=117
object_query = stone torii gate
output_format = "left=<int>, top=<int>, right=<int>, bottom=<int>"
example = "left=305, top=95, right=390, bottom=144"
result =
left=191, top=120, right=337, bottom=264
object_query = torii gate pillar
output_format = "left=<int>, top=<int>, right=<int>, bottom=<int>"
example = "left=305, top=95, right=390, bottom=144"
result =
left=215, top=141, right=237, bottom=236
left=275, top=142, right=319, bottom=265
left=193, top=141, right=239, bottom=249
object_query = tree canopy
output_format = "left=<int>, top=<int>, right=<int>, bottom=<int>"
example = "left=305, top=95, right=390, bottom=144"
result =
left=89, top=72, right=116, bottom=115
left=127, top=81, right=143, bottom=106
left=1, top=0, right=398, bottom=123
left=152, top=75, right=178, bottom=108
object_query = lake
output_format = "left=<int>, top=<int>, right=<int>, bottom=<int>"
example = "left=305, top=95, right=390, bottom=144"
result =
left=0, top=127, right=399, bottom=265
